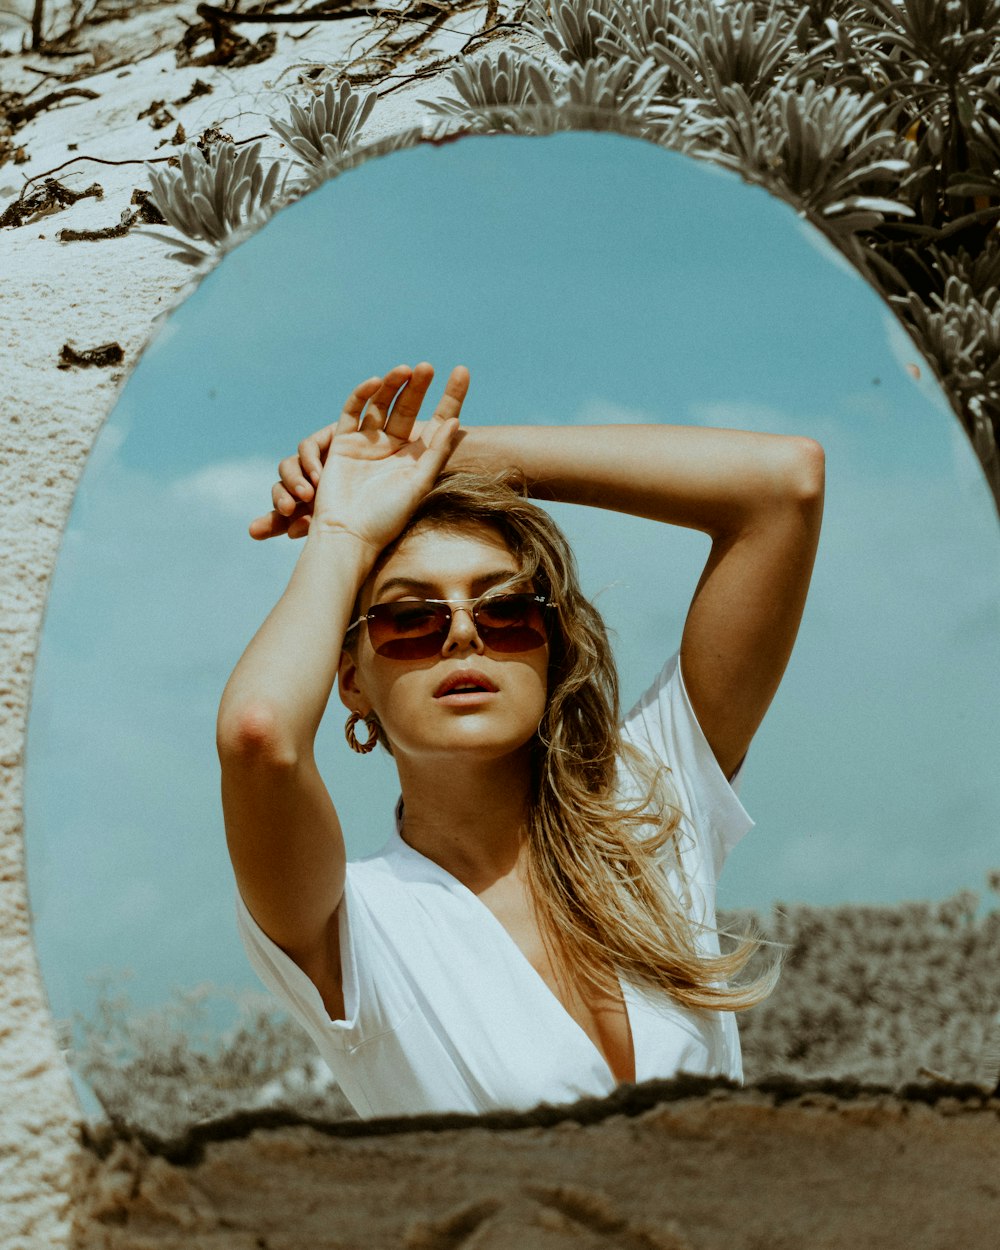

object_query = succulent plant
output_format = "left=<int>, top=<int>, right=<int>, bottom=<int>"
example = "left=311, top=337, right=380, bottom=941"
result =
left=891, top=244, right=1000, bottom=473
left=525, top=0, right=621, bottom=65
left=423, top=48, right=675, bottom=138
left=700, top=79, right=914, bottom=236
left=420, top=49, right=560, bottom=133
left=270, top=80, right=378, bottom=171
left=144, top=141, right=285, bottom=265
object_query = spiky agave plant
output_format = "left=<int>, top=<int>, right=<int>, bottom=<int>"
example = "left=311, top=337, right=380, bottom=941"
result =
left=556, top=54, right=676, bottom=132
left=144, top=141, right=285, bottom=265
left=590, top=0, right=697, bottom=106
left=422, top=44, right=678, bottom=138
left=890, top=243, right=1000, bottom=481
left=850, top=0, right=1000, bottom=230
left=612, top=0, right=815, bottom=107
left=698, top=79, right=913, bottom=236
left=420, top=48, right=560, bottom=133
left=270, top=80, right=378, bottom=172
left=945, top=105, right=1000, bottom=214
left=525, top=0, right=622, bottom=65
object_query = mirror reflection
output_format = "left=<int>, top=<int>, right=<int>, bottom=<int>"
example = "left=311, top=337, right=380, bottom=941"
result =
left=26, top=131, right=1000, bottom=1127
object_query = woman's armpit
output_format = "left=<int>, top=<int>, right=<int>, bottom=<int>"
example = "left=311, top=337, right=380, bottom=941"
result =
left=288, top=910, right=347, bottom=1023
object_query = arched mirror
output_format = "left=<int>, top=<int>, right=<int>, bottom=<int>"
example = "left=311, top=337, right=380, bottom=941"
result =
left=25, top=123, right=1000, bottom=1135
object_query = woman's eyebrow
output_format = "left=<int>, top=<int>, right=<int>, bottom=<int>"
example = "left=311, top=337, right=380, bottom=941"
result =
left=374, top=569, right=525, bottom=597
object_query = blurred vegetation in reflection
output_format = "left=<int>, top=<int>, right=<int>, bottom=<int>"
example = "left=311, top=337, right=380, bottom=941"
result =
left=68, top=879, right=1000, bottom=1140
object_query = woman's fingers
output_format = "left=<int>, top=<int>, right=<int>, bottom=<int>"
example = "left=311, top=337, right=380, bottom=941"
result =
left=252, top=364, right=464, bottom=543
left=274, top=467, right=305, bottom=515
left=383, top=361, right=434, bottom=441
left=337, top=374, right=387, bottom=434
left=359, top=364, right=412, bottom=433
left=250, top=498, right=314, bottom=541
left=295, top=427, right=334, bottom=488
left=337, top=364, right=461, bottom=444
left=431, top=365, right=471, bottom=427
left=423, top=415, right=462, bottom=477
left=276, top=433, right=327, bottom=500
left=249, top=508, right=292, bottom=541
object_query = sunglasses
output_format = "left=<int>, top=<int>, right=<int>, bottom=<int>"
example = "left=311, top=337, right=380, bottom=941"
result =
left=346, top=591, right=555, bottom=660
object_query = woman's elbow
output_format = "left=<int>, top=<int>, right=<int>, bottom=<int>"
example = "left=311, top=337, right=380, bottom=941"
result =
left=217, top=701, right=300, bottom=770
left=783, top=437, right=825, bottom=507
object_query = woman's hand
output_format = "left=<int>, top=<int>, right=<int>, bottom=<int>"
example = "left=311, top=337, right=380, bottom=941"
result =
left=249, top=362, right=469, bottom=542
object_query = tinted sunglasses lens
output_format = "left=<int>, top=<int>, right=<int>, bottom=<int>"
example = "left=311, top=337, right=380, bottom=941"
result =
left=475, top=594, right=549, bottom=652
left=365, top=594, right=551, bottom=659
left=368, top=602, right=450, bottom=659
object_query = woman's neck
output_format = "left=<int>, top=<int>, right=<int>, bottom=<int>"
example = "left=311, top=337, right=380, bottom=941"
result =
left=394, top=749, right=533, bottom=892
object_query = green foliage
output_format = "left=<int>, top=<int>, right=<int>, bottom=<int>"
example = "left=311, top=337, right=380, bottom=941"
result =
left=422, top=51, right=688, bottom=142
left=139, top=2, right=1000, bottom=497
left=527, top=0, right=615, bottom=65
left=888, top=242, right=1000, bottom=475
left=598, top=0, right=814, bottom=105
left=419, top=50, right=560, bottom=133
left=692, top=79, right=914, bottom=234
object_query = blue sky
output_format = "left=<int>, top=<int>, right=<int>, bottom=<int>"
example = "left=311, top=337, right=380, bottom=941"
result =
left=25, top=131, right=1000, bottom=1029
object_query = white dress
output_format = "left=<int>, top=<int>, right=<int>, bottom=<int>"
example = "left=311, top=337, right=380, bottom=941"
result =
left=236, top=651, right=754, bottom=1118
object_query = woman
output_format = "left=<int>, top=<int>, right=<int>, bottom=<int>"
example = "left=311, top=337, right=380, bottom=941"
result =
left=218, top=360, right=824, bottom=1119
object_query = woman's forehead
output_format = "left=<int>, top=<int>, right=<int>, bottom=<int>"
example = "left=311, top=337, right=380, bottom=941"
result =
left=371, top=523, right=522, bottom=595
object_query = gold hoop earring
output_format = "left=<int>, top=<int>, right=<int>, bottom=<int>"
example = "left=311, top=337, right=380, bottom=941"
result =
left=345, top=711, right=379, bottom=755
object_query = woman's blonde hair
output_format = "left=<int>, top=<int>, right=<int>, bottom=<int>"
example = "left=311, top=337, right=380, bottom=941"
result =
left=361, top=467, right=778, bottom=1013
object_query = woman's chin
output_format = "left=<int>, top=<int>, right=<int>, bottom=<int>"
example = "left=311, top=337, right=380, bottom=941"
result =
left=393, top=725, right=537, bottom=766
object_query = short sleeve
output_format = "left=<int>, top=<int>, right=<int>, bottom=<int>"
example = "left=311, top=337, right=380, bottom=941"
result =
left=620, top=651, right=754, bottom=883
left=235, top=871, right=416, bottom=1052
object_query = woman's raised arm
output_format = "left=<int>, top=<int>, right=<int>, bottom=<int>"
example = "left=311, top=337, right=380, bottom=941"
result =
left=455, top=418, right=824, bottom=781
left=218, top=365, right=462, bottom=1015
left=253, top=364, right=824, bottom=779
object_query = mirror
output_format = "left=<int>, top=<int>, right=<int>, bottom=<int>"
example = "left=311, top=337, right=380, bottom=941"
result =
left=26, top=127, right=1000, bottom=1129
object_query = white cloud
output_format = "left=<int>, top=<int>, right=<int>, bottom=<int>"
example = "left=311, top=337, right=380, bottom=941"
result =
left=172, top=456, right=278, bottom=522
left=684, top=399, right=802, bottom=435
left=569, top=398, right=661, bottom=425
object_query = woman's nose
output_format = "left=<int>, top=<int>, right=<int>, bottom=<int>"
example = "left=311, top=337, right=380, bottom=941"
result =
left=442, top=606, right=485, bottom=654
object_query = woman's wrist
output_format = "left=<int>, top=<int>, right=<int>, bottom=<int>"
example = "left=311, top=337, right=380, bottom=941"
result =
left=445, top=427, right=524, bottom=480
left=305, top=516, right=381, bottom=561
left=295, top=524, right=381, bottom=616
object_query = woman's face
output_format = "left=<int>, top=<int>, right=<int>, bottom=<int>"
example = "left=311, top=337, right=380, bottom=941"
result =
left=339, top=522, right=551, bottom=766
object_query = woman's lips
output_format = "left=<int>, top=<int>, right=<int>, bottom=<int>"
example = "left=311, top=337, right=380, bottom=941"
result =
left=433, top=670, right=499, bottom=698
left=434, top=690, right=498, bottom=707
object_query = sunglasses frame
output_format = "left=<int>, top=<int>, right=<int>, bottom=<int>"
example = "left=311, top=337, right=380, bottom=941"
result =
left=346, top=590, right=557, bottom=660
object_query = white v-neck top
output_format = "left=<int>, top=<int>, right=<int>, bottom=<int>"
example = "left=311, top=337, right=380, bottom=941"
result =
left=236, top=651, right=754, bottom=1119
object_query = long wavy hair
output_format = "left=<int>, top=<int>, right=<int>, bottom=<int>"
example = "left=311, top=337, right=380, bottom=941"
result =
left=351, top=468, right=779, bottom=1013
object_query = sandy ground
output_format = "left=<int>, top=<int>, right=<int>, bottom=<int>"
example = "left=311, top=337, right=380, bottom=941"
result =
left=69, top=1085, right=1000, bottom=1249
